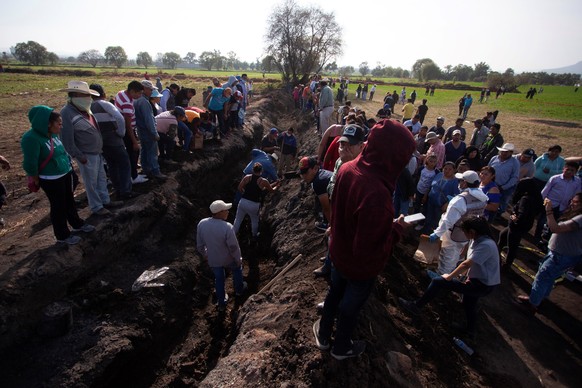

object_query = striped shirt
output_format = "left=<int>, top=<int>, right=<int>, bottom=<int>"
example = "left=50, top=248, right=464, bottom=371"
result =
left=114, top=90, right=135, bottom=128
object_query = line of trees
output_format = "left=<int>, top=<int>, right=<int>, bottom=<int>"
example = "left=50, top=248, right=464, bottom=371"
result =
left=7, top=41, right=265, bottom=71
left=7, top=39, right=580, bottom=88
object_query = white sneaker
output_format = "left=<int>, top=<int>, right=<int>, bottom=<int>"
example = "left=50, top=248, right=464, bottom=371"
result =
left=132, top=175, right=149, bottom=184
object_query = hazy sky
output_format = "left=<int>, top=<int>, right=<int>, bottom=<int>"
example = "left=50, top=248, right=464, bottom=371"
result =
left=1, top=0, right=581, bottom=73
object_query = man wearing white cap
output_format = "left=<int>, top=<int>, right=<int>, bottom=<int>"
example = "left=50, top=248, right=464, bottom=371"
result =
left=196, top=200, right=246, bottom=312
left=60, top=80, right=122, bottom=216
left=428, top=170, right=488, bottom=274
left=488, top=143, right=520, bottom=215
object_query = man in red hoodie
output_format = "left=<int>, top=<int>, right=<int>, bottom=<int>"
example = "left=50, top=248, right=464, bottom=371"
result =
left=313, top=119, right=415, bottom=360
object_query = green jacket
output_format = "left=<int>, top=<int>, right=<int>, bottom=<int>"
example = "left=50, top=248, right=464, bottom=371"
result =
left=21, top=105, right=71, bottom=177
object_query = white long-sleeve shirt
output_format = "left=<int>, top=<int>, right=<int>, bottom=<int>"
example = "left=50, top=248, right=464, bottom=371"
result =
left=434, top=188, right=489, bottom=237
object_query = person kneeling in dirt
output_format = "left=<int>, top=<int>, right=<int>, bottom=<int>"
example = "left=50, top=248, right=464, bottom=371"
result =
left=313, top=119, right=415, bottom=360
left=399, top=216, right=500, bottom=339
left=233, top=162, right=279, bottom=240
left=196, top=200, right=247, bottom=312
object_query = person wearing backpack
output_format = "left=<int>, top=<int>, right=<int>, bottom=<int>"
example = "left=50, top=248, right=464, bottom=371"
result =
left=427, top=170, right=488, bottom=274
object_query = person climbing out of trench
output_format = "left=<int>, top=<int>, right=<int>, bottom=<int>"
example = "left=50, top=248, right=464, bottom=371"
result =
left=233, top=162, right=279, bottom=242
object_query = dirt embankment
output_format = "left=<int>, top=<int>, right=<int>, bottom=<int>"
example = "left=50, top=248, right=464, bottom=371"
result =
left=1, top=90, right=580, bottom=387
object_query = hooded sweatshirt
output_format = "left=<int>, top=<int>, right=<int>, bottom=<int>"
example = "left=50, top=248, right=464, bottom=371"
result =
left=330, top=119, right=416, bottom=280
left=21, top=105, right=72, bottom=177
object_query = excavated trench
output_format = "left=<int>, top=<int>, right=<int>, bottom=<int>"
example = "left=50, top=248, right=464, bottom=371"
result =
left=0, top=93, right=311, bottom=387
left=5, top=91, right=567, bottom=388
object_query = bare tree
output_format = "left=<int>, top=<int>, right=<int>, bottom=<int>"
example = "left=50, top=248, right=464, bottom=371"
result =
left=265, top=0, right=342, bottom=84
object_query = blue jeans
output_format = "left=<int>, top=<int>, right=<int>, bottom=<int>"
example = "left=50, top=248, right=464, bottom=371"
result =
left=319, top=265, right=375, bottom=353
left=137, top=131, right=161, bottom=175
left=529, top=251, right=582, bottom=306
left=77, top=153, right=110, bottom=212
left=417, top=276, right=495, bottom=333
left=212, top=262, right=245, bottom=307
left=178, top=121, right=192, bottom=151
left=102, top=144, right=132, bottom=196
left=498, top=185, right=516, bottom=213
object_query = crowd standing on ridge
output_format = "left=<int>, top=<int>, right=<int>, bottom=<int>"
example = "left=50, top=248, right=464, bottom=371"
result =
left=287, top=75, right=581, bottom=359
left=18, top=74, right=252, bottom=244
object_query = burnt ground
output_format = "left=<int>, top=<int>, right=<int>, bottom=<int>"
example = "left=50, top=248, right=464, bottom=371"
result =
left=0, top=91, right=580, bottom=387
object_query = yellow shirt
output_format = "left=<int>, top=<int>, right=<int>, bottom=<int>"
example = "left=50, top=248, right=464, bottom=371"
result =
left=402, top=103, right=415, bottom=118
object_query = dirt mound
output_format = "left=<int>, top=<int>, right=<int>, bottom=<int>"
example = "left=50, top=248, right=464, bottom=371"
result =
left=0, top=90, right=580, bottom=387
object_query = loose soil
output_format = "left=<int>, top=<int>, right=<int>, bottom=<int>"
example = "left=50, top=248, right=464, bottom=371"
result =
left=0, top=88, right=580, bottom=387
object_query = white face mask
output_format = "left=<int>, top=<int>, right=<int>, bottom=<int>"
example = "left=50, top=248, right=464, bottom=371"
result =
left=71, top=96, right=92, bottom=112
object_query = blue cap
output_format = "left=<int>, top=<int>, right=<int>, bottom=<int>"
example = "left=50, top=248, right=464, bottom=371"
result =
left=174, top=106, right=186, bottom=117
left=270, top=128, right=278, bottom=134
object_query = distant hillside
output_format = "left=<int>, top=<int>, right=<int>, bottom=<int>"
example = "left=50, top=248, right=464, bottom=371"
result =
left=542, top=61, right=582, bottom=74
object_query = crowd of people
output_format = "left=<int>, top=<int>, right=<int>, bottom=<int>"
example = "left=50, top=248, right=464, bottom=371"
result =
left=17, top=75, right=252, bottom=245
left=286, top=79, right=581, bottom=359
left=4, top=74, right=581, bottom=362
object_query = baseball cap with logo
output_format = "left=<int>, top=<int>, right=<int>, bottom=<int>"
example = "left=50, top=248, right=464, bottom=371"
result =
left=338, top=124, right=365, bottom=145
left=522, top=148, right=535, bottom=157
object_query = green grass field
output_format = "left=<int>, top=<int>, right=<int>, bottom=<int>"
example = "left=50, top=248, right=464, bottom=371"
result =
left=2, top=65, right=582, bottom=122
left=350, top=83, right=582, bottom=122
